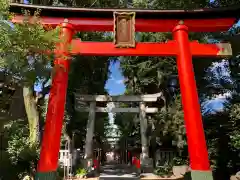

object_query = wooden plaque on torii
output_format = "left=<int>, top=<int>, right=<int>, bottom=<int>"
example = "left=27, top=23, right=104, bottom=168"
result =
left=114, top=12, right=136, bottom=48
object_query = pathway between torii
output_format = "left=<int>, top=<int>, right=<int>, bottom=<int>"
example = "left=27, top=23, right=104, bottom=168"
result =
left=99, top=163, right=139, bottom=180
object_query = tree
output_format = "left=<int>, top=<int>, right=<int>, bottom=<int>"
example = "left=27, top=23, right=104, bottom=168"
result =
left=0, top=0, right=59, bottom=146
left=201, top=12, right=240, bottom=179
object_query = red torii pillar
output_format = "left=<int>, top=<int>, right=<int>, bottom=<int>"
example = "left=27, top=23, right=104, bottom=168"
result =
left=173, top=23, right=212, bottom=180
left=35, top=21, right=74, bottom=179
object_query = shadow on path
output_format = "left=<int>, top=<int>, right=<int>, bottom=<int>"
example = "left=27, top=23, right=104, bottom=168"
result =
left=99, top=163, right=140, bottom=180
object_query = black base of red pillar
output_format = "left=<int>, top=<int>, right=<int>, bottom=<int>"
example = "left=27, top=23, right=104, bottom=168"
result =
left=35, top=171, right=57, bottom=180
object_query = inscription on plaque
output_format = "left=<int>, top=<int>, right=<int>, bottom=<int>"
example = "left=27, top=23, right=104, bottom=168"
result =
left=114, top=12, right=136, bottom=48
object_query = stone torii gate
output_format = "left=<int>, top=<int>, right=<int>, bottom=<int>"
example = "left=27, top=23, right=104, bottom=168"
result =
left=74, top=93, right=162, bottom=168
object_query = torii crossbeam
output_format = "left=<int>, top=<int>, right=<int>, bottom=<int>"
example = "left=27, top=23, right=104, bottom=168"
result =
left=9, top=3, right=240, bottom=180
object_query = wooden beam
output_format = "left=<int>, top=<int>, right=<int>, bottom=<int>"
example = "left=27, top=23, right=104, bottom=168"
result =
left=69, top=40, right=232, bottom=57
left=74, top=93, right=162, bottom=102
left=75, top=107, right=158, bottom=113
left=11, top=15, right=236, bottom=32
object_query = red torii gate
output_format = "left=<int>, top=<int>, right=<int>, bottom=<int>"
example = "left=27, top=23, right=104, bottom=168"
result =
left=10, top=3, right=240, bottom=180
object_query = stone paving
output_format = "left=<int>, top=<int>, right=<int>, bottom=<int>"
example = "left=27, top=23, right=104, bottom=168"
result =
left=99, top=163, right=140, bottom=180
left=73, top=162, right=185, bottom=180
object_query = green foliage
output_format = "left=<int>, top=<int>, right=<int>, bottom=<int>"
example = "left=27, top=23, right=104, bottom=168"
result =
left=154, top=161, right=173, bottom=177
left=0, top=0, right=57, bottom=177
left=76, top=167, right=87, bottom=176
left=0, top=0, right=9, bottom=17
left=4, top=120, right=39, bottom=163
left=153, top=95, right=185, bottom=148
left=3, top=120, right=39, bottom=179
left=229, top=103, right=240, bottom=150
left=0, top=0, right=59, bottom=86
left=0, top=0, right=59, bottom=150
left=0, top=150, right=19, bottom=180
left=57, top=165, right=64, bottom=179
left=172, top=156, right=189, bottom=166
left=115, top=108, right=139, bottom=137
left=203, top=107, right=240, bottom=179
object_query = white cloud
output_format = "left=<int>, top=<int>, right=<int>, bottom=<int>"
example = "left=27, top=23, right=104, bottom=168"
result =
left=108, top=76, right=124, bottom=85
left=108, top=75, right=116, bottom=81
left=115, top=79, right=124, bottom=84
left=214, top=91, right=232, bottom=99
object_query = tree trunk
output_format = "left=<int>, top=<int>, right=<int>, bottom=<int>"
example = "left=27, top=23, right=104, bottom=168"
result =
left=23, top=86, right=40, bottom=146
left=84, top=102, right=96, bottom=167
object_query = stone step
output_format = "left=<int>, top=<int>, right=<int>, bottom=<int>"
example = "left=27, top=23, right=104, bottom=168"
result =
left=99, top=175, right=140, bottom=180
left=99, top=164, right=139, bottom=180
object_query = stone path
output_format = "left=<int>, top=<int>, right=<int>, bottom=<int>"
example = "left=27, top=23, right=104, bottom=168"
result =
left=99, top=163, right=140, bottom=180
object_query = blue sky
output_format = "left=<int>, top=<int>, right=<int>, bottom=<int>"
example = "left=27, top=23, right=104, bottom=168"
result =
left=105, top=61, right=126, bottom=95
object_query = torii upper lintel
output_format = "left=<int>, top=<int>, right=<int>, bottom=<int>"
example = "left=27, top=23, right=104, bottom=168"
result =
left=10, top=3, right=240, bottom=32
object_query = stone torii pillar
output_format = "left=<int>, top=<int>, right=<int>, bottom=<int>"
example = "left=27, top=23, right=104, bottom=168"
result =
left=139, top=102, right=150, bottom=167
left=84, top=101, right=96, bottom=168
